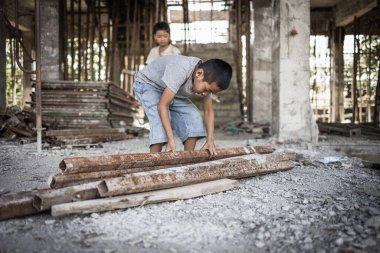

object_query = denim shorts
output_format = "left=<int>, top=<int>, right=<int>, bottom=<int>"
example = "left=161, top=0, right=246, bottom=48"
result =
left=133, top=81, right=206, bottom=146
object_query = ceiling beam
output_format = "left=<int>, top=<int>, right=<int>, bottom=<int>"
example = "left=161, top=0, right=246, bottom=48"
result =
left=334, top=0, right=377, bottom=26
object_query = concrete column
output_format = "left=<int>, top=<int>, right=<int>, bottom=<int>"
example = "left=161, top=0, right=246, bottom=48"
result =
left=252, top=0, right=273, bottom=124
left=272, top=0, right=318, bottom=143
left=0, top=0, right=7, bottom=114
left=330, top=27, right=345, bottom=123
left=40, top=0, right=62, bottom=80
left=21, top=31, right=34, bottom=107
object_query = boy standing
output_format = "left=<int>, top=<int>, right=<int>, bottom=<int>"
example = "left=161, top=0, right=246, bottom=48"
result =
left=146, top=22, right=181, bottom=65
left=134, top=55, right=232, bottom=156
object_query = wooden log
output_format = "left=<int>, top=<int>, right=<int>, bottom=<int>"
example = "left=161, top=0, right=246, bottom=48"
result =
left=59, top=146, right=274, bottom=174
left=33, top=182, right=100, bottom=211
left=51, top=179, right=239, bottom=217
left=0, top=189, right=50, bottom=220
left=98, top=152, right=296, bottom=197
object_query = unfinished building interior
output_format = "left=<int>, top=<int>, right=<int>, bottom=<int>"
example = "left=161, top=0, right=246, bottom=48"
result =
left=0, top=0, right=379, bottom=147
left=0, top=0, right=380, bottom=252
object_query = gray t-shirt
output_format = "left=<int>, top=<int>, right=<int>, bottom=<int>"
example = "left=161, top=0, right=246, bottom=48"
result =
left=135, top=55, right=201, bottom=98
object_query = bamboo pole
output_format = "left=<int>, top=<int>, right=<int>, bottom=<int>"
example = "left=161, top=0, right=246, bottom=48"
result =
left=98, top=152, right=295, bottom=197
left=59, top=146, right=274, bottom=174
left=51, top=179, right=239, bottom=217
left=78, top=0, right=82, bottom=80
left=90, top=0, right=95, bottom=81
left=70, top=0, right=75, bottom=80
left=85, top=0, right=90, bottom=80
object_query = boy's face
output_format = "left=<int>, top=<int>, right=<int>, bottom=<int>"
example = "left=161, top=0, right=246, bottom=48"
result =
left=154, top=30, right=170, bottom=47
left=192, top=68, right=222, bottom=97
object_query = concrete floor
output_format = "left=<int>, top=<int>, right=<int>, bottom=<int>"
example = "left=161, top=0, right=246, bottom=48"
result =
left=0, top=132, right=380, bottom=253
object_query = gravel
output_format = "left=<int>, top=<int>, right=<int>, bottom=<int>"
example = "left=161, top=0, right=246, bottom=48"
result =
left=0, top=133, right=379, bottom=253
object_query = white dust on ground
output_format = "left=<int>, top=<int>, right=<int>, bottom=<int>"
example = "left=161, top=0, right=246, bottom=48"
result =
left=0, top=133, right=379, bottom=253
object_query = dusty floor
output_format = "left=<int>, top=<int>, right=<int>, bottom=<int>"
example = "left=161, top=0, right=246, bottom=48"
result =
left=0, top=132, right=380, bottom=253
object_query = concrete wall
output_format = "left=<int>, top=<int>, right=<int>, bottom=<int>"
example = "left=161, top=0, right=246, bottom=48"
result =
left=186, top=43, right=241, bottom=128
left=272, top=0, right=318, bottom=143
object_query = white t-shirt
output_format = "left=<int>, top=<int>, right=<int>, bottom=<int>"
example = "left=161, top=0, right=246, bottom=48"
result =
left=146, top=44, right=181, bottom=64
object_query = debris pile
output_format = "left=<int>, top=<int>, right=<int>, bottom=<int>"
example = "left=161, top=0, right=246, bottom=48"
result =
left=0, top=105, right=36, bottom=143
left=0, top=81, right=148, bottom=147
left=318, top=122, right=380, bottom=139
left=0, top=146, right=296, bottom=219
left=222, top=120, right=270, bottom=137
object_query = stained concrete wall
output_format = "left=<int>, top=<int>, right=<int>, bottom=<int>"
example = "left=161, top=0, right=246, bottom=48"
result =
left=252, top=0, right=273, bottom=124
left=272, top=0, right=318, bottom=143
left=40, top=0, right=62, bottom=80
left=187, top=43, right=241, bottom=127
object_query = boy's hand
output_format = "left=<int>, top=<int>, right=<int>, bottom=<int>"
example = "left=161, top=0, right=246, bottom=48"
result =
left=201, top=141, right=217, bottom=157
left=165, top=139, right=176, bottom=153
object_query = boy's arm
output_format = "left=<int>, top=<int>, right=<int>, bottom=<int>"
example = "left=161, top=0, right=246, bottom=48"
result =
left=201, top=97, right=217, bottom=156
left=157, top=87, right=176, bottom=152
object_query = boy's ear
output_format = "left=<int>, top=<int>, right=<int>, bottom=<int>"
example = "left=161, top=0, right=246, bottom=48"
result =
left=195, top=68, right=204, bottom=79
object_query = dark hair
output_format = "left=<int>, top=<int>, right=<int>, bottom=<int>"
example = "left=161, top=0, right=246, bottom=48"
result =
left=153, top=21, right=170, bottom=34
left=198, top=59, right=232, bottom=90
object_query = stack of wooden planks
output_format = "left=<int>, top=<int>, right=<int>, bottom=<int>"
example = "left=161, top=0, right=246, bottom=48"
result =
left=0, top=146, right=297, bottom=219
left=29, top=80, right=143, bottom=146
left=31, top=80, right=140, bottom=129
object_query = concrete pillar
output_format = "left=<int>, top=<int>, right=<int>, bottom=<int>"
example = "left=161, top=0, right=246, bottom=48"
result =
left=0, top=0, right=7, bottom=114
left=272, top=0, right=318, bottom=143
left=40, top=0, right=62, bottom=80
left=330, top=27, right=345, bottom=123
left=21, top=31, right=34, bottom=107
left=252, top=0, right=273, bottom=124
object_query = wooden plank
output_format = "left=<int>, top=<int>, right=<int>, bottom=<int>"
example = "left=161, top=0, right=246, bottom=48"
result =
left=51, top=179, right=239, bottom=217
left=59, top=146, right=274, bottom=174
left=42, top=111, right=109, bottom=118
left=46, top=128, right=125, bottom=137
left=97, top=152, right=295, bottom=197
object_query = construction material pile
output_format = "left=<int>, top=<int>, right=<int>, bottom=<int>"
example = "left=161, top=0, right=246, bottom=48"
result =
left=31, top=80, right=140, bottom=129
left=318, top=122, right=380, bottom=139
left=0, top=105, right=36, bottom=143
left=0, top=146, right=296, bottom=220
left=28, top=80, right=145, bottom=146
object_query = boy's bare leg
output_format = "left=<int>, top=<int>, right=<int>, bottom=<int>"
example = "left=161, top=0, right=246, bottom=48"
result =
left=183, top=137, right=197, bottom=151
left=150, top=143, right=163, bottom=152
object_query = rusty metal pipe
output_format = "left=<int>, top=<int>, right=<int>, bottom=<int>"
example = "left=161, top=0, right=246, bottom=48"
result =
left=98, top=152, right=296, bottom=197
left=51, top=165, right=172, bottom=189
left=59, top=146, right=274, bottom=174
left=0, top=189, right=49, bottom=220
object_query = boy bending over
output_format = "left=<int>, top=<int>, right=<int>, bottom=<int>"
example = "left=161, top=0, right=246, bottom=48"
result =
left=133, top=55, right=232, bottom=156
